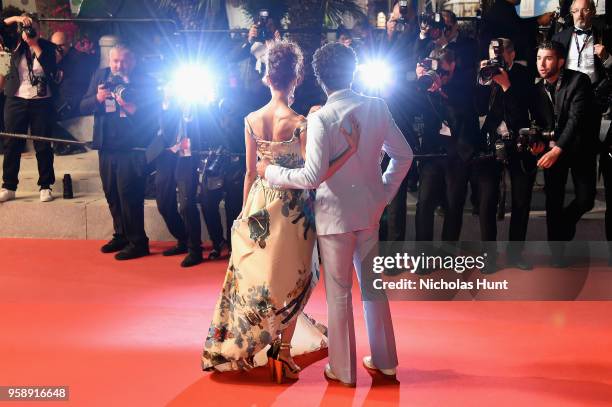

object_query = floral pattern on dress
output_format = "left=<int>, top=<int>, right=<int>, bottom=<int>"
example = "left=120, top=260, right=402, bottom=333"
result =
left=202, top=122, right=325, bottom=372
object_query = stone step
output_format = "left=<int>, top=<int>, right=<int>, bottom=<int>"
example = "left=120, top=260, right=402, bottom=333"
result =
left=0, top=190, right=605, bottom=242
left=0, top=192, right=219, bottom=243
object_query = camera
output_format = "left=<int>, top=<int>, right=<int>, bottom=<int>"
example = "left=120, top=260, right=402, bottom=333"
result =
left=17, top=23, right=37, bottom=39
left=394, top=0, right=410, bottom=33
left=418, top=12, right=445, bottom=32
left=102, top=75, right=135, bottom=103
left=30, top=75, right=48, bottom=97
left=256, top=9, right=272, bottom=42
left=479, top=39, right=507, bottom=82
left=416, top=58, right=441, bottom=91
left=517, top=125, right=554, bottom=153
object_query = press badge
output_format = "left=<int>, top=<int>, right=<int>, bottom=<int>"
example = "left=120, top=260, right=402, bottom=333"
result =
left=105, top=98, right=116, bottom=113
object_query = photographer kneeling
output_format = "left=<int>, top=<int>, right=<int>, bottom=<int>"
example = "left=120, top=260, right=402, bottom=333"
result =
left=81, top=43, right=160, bottom=261
left=476, top=38, right=536, bottom=270
left=0, top=14, right=57, bottom=203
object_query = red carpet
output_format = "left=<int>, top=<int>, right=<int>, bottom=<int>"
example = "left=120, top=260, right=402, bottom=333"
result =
left=1, top=238, right=611, bottom=406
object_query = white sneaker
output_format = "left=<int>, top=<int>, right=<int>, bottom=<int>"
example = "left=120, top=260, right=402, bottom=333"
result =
left=40, top=188, right=54, bottom=202
left=363, top=356, right=396, bottom=377
left=0, top=188, right=16, bottom=202
left=323, top=364, right=356, bottom=387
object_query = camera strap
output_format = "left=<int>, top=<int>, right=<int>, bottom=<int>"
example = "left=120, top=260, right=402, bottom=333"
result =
left=24, top=47, right=38, bottom=85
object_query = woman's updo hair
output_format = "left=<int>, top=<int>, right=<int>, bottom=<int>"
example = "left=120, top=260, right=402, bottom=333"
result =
left=266, top=41, right=304, bottom=91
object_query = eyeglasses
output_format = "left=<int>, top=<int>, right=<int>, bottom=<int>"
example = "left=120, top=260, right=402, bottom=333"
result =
left=570, top=8, right=592, bottom=15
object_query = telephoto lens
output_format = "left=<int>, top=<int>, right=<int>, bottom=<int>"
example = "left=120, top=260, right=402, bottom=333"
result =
left=63, top=174, right=74, bottom=199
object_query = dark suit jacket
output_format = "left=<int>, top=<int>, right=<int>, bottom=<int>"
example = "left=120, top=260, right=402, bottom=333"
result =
left=477, top=63, right=533, bottom=137
left=80, top=67, right=160, bottom=150
left=4, top=38, right=57, bottom=98
left=530, top=69, right=596, bottom=155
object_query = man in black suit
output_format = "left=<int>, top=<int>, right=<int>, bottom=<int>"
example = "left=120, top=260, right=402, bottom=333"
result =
left=0, top=14, right=57, bottom=203
left=81, top=43, right=160, bottom=260
left=413, top=48, right=481, bottom=242
left=145, top=100, right=205, bottom=268
left=530, top=41, right=596, bottom=266
left=477, top=38, right=536, bottom=270
left=552, top=0, right=612, bottom=247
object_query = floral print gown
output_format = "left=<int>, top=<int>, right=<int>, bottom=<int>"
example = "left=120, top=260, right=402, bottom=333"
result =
left=202, top=120, right=327, bottom=372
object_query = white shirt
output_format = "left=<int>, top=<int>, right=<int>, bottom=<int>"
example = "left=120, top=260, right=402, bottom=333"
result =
left=566, top=28, right=596, bottom=83
left=15, top=53, right=51, bottom=99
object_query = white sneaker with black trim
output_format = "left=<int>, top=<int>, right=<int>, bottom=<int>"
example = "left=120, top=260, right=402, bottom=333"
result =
left=40, top=189, right=54, bottom=202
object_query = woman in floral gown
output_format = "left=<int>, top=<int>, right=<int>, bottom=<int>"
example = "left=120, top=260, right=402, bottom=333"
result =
left=201, top=41, right=360, bottom=381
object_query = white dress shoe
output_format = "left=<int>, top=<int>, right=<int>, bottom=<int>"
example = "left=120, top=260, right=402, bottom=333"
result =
left=323, top=364, right=356, bottom=387
left=40, top=188, right=54, bottom=202
left=363, top=356, right=396, bottom=377
left=0, top=188, right=16, bottom=202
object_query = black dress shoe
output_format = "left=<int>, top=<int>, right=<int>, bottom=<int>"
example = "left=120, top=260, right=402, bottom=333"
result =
left=181, top=251, right=204, bottom=268
left=101, top=237, right=128, bottom=253
left=163, top=243, right=188, bottom=257
left=208, top=240, right=228, bottom=260
left=115, top=245, right=150, bottom=261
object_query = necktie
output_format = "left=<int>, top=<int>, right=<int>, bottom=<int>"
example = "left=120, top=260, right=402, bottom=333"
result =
left=575, top=28, right=592, bottom=36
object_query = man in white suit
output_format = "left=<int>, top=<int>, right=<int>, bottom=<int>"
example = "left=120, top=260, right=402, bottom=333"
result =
left=257, top=43, right=413, bottom=386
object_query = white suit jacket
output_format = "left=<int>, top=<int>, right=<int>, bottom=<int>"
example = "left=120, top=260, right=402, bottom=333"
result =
left=265, top=89, right=413, bottom=236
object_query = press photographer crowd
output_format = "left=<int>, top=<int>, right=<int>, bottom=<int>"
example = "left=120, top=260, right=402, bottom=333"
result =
left=0, top=0, right=610, bottom=272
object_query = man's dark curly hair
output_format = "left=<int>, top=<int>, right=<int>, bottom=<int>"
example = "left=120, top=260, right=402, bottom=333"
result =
left=312, top=42, right=357, bottom=91
left=266, top=40, right=304, bottom=91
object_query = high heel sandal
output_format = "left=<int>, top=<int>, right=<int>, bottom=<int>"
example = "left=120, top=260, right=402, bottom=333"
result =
left=271, top=342, right=300, bottom=384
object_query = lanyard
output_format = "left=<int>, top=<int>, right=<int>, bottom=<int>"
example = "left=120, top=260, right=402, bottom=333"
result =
left=573, top=32, right=591, bottom=68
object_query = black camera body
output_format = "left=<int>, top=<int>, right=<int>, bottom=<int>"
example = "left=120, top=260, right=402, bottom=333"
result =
left=491, top=124, right=555, bottom=162
left=102, top=75, right=134, bottom=103
left=29, top=75, right=48, bottom=97
left=479, top=39, right=507, bottom=82
left=256, top=9, right=271, bottom=42
left=416, top=58, right=441, bottom=91
left=418, top=12, right=445, bottom=31
left=395, top=0, right=410, bottom=33
left=18, top=23, right=37, bottom=39
left=517, top=125, right=554, bottom=153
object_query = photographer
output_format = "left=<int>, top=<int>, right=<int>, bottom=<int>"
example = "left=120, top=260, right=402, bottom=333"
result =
left=0, top=14, right=57, bottom=203
left=80, top=43, right=160, bottom=261
left=51, top=31, right=97, bottom=156
left=410, top=49, right=480, bottom=242
left=477, top=38, right=536, bottom=270
left=383, top=1, right=418, bottom=77
left=228, top=11, right=280, bottom=112
left=199, top=95, right=245, bottom=260
left=480, top=0, right=554, bottom=70
left=441, top=10, right=478, bottom=85
left=530, top=41, right=596, bottom=267
left=146, top=98, right=206, bottom=268
left=413, top=12, right=448, bottom=61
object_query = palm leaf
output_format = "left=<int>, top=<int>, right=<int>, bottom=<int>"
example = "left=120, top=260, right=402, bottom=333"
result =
left=323, top=0, right=366, bottom=27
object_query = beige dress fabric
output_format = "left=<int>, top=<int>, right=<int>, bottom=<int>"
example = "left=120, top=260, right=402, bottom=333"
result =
left=202, top=120, right=327, bottom=372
